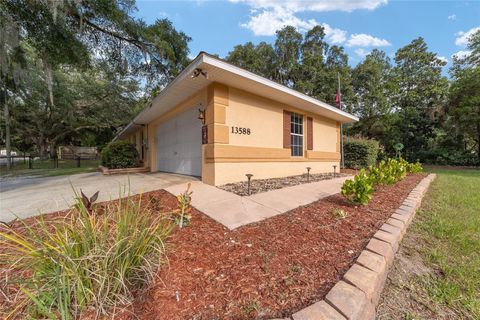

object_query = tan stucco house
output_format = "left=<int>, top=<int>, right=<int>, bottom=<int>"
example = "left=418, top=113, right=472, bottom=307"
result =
left=117, top=52, right=358, bottom=186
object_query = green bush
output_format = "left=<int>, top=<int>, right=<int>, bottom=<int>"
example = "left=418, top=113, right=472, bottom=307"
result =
left=407, top=160, right=423, bottom=173
left=1, top=190, right=176, bottom=319
left=341, top=169, right=374, bottom=205
left=101, top=140, right=138, bottom=169
left=344, top=138, right=379, bottom=169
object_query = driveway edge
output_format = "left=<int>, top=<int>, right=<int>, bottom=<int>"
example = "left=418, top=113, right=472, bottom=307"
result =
left=287, top=173, right=437, bottom=320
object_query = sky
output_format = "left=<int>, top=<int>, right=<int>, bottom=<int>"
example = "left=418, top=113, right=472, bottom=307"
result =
left=134, top=0, right=480, bottom=69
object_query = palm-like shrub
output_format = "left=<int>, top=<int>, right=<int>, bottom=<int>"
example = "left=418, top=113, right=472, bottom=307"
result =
left=1, top=191, right=174, bottom=319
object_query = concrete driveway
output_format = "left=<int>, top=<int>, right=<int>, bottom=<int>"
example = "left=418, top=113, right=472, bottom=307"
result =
left=0, top=172, right=198, bottom=222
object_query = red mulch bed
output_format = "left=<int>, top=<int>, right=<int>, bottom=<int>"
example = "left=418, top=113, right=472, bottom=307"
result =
left=1, top=173, right=425, bottom=319
left=128, top=173, right=425, bottom=319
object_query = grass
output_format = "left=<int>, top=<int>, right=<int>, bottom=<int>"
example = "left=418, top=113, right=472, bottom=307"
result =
left=0, top=189, right=174, bottom=319
left=414, top=167, right=480, bottom=318
left=0, top=159, right=100, bottom=178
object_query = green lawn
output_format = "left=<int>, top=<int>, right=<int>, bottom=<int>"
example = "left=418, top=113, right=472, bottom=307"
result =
left=0, top=159, right=100, bottom=178
left=415, top=167, right=480, bottom=318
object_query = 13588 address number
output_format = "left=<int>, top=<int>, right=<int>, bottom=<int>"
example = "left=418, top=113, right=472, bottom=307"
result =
left=231, top=126, right=251, bottom=135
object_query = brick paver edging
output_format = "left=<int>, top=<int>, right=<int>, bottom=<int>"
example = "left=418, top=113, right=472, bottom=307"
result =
left=276, top=173, right=437, bottom=320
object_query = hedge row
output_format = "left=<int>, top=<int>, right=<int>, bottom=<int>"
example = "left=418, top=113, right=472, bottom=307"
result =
left=101, top=140, right=138, bottom=169
left=344, top=138, right=379, bottom=169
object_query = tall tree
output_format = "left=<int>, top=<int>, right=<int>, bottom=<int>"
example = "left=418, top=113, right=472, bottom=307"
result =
left=448, top=30, right=480, bottom=163
left=350, top=49, right=394, bottom=143
left=274, top=26, right=302, bottom=86
left=296, top=25, right=328, bottom=99
left=391, top=37, right=448, bottom=160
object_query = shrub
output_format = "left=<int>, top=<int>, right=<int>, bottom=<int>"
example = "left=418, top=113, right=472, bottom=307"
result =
left=407, top=161, right=423, bottom=173
left=344, top=138, right=379, bottom=169
left=1, top=190, right=175, bottom=318
left=341, top=169, right=374, bottom=205
left=101, top=140, right=138, bottom=169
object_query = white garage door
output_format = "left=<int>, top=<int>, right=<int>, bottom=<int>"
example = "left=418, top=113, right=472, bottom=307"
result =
left=156, top=107, right=202, bottom=176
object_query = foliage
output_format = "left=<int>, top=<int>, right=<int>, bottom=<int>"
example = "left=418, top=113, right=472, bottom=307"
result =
left=407, top=161, right=423, bottom=173
left=341, top=169, right=374, bottom=205
left=101, top=140, right=138, bottom=169
left=75, top=190, right=100, bottom=214
left=333, top=208, right=348, bottom=220
left=413, top=168, right=480, bottom=317
left=1, top=0, right=191, bottom=158
left=0, top=190, right=173, bottom=319
left=173, top=183, right=193, bottom=228
left=344, top=137, right=380, bottom=169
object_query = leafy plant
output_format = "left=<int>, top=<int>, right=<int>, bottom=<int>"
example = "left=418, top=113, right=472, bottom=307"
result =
left=407, top=161, right=423, bottom=173
left=341, top=169, right=374, bottom=205
left=344, top=137, right=380, bottom=169
left=173, top=183, right=193, bottom=228
left=101, top=140, right=138, bottom=169
left=333, top=208, right=348, bottom=219
left=75, top=189, right=99, bottom=214
left=0, top=189, right=173, bottom=319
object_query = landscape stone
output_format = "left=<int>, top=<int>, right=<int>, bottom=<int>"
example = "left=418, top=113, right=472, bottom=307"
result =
left=292, top=300, right=346, bottom=320
left=325, top=281, right=370, bottom=320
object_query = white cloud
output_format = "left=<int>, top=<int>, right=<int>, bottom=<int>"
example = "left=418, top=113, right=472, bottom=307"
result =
left=452, top=50, right=471, bottom=59
left=346, top=33, right=391, bottom=47
left=321, top=23, right=347, bottom=44
left=233, top=0, right=387, bottom=37
left=355, top=48, right=370, bottom=58
left=230, top=0, right=387, bottom=13
left=448, top=14, right=456, bottom=20
left=438, top=56, right=448, bottom=64
left=455, top=27, right=480, bottom=46
left=240, top=7, right=318, bottom=36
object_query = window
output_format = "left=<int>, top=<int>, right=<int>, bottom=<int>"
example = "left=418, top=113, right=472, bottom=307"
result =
left=290, top=112, right=304, bottom=156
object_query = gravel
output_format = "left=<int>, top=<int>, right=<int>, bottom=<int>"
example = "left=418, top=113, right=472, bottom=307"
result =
left=218, top=172, right=348, bottom=196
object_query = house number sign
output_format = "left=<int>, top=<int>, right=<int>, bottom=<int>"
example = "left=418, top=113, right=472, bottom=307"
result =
left=231, top=126, right=251, bottom=135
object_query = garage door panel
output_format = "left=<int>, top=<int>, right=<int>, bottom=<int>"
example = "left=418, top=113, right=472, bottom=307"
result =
left=156, top=107, right=202, bottom=176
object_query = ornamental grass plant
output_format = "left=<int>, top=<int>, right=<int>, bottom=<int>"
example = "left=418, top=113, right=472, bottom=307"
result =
left=0, top=189, right=174, bottom=319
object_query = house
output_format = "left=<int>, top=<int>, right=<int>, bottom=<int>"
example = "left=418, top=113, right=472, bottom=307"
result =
left=117, top=52, right=358, bottom=186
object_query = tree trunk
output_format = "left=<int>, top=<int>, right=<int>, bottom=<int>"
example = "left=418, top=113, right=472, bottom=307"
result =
left=2, top=83, right=11, bottom=169
left=49, top=140, right=57, bottom=158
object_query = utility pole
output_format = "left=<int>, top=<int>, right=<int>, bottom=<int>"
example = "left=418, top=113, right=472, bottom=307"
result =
left=337, top=72, right=345, bottom=169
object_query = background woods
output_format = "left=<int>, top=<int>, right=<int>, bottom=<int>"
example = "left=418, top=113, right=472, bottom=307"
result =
left=226, top=26, right=480, bottom=165
left=1, top=1, right=479, bottom=166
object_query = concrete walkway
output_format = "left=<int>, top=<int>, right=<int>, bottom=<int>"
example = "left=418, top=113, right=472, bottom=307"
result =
left=0, top=172, right=198, bottom=222
left=166, top=176, right=350, bottom=229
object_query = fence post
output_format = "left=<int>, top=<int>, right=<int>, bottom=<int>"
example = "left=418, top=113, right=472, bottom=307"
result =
left=76, top=156, right=81, bottom=168
left=29, top=156, right=33, bottom=169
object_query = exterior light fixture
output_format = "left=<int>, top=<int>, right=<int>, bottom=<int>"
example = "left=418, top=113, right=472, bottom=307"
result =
left=245, top=174, right=253, bottom=196
left=306, top=167, right=311, bottom=182
left=333, top=165, right=337, bottom=178
left=198, top=108, right=206, bottom=124
left=191, top=68, right=208, bottom=79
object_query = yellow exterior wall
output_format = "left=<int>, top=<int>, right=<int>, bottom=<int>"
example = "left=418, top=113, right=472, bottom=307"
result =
left=121, top=82, right=341, bottom=186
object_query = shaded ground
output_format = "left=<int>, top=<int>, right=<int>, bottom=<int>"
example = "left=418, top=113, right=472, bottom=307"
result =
left=218, top=172, right=348, bottom=196
left=377, top=168, right=480, bottom=319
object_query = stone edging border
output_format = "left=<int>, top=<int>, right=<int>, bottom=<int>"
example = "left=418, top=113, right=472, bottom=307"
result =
left=282, top=173, right=437, bottom=320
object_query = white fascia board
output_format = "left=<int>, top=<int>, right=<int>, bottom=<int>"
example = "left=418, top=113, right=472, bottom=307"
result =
left=202, top=54, right=359, bottom=123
